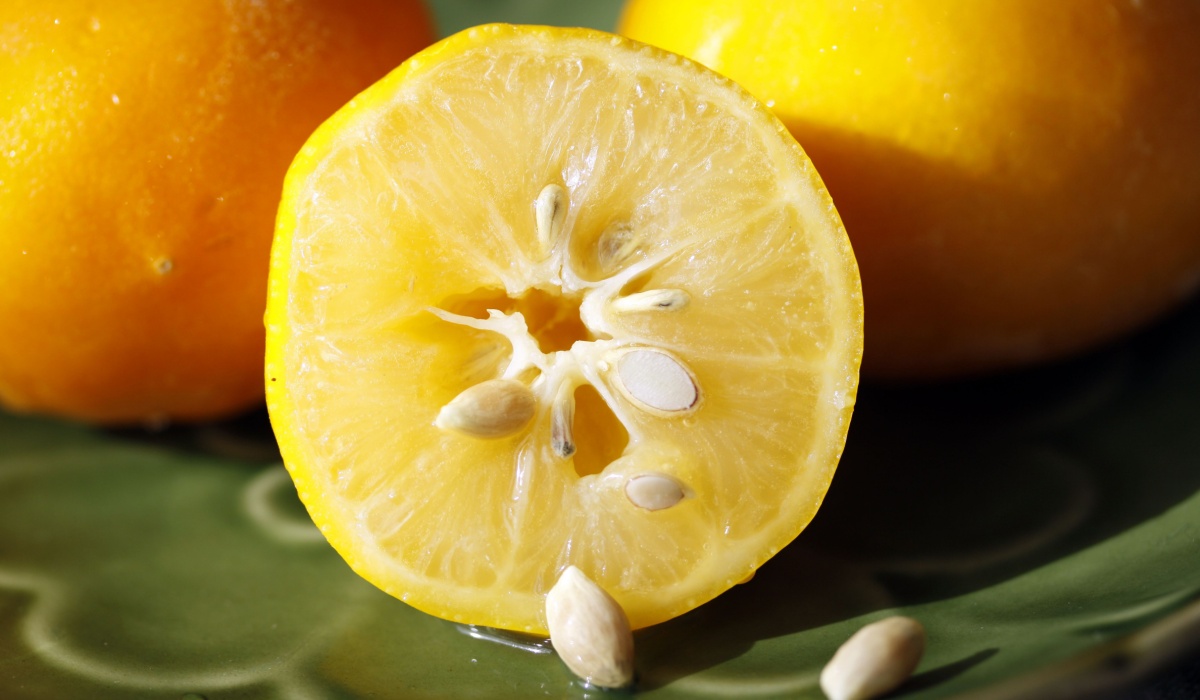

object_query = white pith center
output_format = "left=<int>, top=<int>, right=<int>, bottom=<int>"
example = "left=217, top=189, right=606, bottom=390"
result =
left=431, top=184, right=699, bottom=504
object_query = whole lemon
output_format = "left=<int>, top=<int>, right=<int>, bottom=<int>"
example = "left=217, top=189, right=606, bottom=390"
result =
left=0, top=0, right=435, bottom=423
left=620, top=0, right=1200, bottom=378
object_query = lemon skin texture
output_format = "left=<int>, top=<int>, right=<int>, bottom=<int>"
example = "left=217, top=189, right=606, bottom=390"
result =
left=620, top=0, right=1200, bottom=378
left=0, top=0, right=436, bottom=423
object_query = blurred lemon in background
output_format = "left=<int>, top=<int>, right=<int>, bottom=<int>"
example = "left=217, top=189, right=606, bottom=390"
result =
left=0, top=0, right=435, bottom=424
left=620, top=0, right=1200, bottom=378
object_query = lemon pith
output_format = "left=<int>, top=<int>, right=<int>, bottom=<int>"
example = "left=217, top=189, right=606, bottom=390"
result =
left=266, top=24, right=862, bottom=633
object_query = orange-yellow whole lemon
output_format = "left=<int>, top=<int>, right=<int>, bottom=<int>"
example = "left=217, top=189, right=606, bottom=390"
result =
left=0, top=0, right=435, bottom=424
left=620, top=0, right=1200, bottom=378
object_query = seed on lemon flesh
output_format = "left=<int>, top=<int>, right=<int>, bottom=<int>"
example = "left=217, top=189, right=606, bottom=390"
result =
left=820, top=617, right=926, bottom=700
left=535, top=184, right=567, bottom=256
left=596, top=221, right=640, bottom=273
left=625, top=473, right=685, bottom=511
left=615, top=349, right=699, bottom=413
left=546, top=566, right=634, bottom=689
left=550, top=382, right=576, bottom=458
left=434, top=379, right=536, bottom=438
left=611, top=288, right=690, bottom=313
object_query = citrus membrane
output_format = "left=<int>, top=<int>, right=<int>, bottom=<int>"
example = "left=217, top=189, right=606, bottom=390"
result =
left=265, top=24, right=862, bottom=633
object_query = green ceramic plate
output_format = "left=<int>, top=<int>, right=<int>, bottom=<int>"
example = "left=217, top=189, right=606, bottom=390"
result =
left=3, top=2, right=1199, bottom=698
left=7, top=306, right=1200, bottom=700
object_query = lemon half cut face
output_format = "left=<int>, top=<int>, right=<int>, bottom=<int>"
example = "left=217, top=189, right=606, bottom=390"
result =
left=266, top=24, right=862, bottom=634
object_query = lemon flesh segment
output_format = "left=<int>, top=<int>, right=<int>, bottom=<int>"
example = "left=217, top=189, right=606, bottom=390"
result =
left=266, top=24, right=862, bottom=634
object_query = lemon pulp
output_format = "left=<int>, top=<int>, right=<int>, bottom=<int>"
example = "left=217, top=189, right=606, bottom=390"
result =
left=266, top=24, right=862, bottom=633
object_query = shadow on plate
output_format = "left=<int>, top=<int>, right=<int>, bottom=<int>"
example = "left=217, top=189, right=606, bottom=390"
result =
left=637, top=292, right=1200, bottom=690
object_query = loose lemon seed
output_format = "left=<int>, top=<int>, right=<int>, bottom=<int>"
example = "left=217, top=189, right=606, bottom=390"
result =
left=535, top=184, right=567, bottom=256
left=435, top=379, right=536, bottom=438
left=611, top=288, right=690, bottom=313
left=624, top=472, right=685, bottom=511
left=820, top=616, right=926, bottom=700
left=546, top=566, right=634, bottom=689
left=615, top=349, right=699, bottom=413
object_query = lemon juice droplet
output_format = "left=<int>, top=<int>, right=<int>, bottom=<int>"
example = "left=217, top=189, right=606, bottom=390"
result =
left=457, top=624, right=553, bottom=654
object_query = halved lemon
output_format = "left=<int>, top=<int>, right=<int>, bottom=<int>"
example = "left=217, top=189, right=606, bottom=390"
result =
left=265, top=24, right=862, bottom=634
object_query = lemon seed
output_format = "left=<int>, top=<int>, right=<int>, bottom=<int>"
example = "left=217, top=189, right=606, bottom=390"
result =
left=596, top=221, right=639, bottom=272
left=546, top=566, right=634, bottom=689
left=625, top=473, right=685, bottom=511
left=615, top=349, right=699, bottom=413
left=551, top=382, right=576, bottom=458
left=820, top=616, right=926, bottom=700
left=611, top=288, right=690, bottom=313
left=535, top=184, right=567, bottom=255
left=435, top=379, right=536, bottom=438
